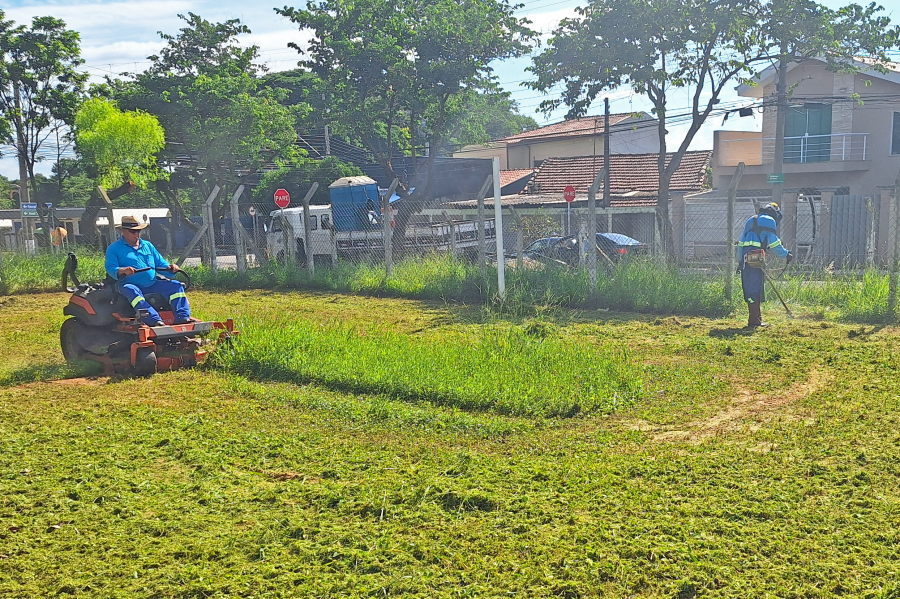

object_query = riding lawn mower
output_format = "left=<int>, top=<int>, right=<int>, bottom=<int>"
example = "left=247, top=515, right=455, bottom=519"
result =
left=60, top=253, right=236, bottom=376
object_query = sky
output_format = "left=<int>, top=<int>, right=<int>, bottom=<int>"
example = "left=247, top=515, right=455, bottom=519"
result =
left=1, top=0, right=898, bottom=179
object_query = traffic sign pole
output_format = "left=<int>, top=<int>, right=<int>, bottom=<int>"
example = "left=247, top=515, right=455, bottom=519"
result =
left=563, top=185, right=576, bottom=236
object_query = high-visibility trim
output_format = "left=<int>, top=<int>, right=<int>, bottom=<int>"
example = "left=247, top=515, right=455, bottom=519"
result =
left=131, top=295, right=145, bottom=307
left=169, top=292, right=187, bottom=301
left=768, top=240, right=783, bottom=249
left=738, top=240, right=762, bottom=247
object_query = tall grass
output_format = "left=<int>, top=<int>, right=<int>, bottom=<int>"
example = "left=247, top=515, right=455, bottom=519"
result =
left=4, top=248, right=897, bottom=323
left=0, top=250, right=106, bottom=294
left=212, top=317, right=644, bottom=418
left=779, top=268, right=890, bottom=323
left=596, top=258, right=732, bottom=317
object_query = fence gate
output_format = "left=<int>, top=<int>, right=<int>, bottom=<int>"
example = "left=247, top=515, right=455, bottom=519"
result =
left=822, top=195, right=869, bottom=267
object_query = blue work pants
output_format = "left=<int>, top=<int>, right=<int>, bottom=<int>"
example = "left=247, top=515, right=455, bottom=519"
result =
left=119, top=279, right=190, bottom=325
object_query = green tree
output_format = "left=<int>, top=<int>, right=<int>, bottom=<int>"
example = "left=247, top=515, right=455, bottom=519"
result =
left=451, top=93, right=538, bottom=147
left=0, top=173, right=13, bottom=209
left=253, top=156, right=363, bottom=206
left=528, top=0, right=899, bottom=255
left=277, top=0, right=535, bottom=244
left=111, top=13, right=304, bottom=232
left=74, top=98, right=166, bottom=189
left=0, top=12, right=87, bottom=205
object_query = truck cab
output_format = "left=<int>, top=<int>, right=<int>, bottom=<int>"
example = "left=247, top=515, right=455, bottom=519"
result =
left=266, top=205, right=335, bottom=262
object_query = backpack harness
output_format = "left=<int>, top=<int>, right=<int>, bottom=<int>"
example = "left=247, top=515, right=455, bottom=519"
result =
left=743, top=216, right=776, bottom=269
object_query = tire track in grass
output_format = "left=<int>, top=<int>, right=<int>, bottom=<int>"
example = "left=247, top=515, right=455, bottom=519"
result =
left=623, top=367, right=832, bottom=443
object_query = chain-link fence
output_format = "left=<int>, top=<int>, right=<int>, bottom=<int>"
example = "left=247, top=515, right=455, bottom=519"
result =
left=6, top=178, right=900, bottom=318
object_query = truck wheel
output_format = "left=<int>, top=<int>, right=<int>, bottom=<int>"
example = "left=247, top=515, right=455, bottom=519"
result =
left=133, top=347, right=157, bottom=376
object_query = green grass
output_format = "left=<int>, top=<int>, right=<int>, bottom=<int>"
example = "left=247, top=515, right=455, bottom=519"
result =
left=4, top=249, right=900, bottom=323
left=0, top=249, right=107, bottom=294
left=0, top=291, right=900, bottom=599
left=212, top=317, right=643, bottom=418
left=2, top=291, right=900, bottom=596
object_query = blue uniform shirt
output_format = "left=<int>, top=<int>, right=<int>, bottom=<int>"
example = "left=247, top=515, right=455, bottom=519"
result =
left=105, top=237, right=170, bottom=289
left=738, top=214, right=789, bottom=262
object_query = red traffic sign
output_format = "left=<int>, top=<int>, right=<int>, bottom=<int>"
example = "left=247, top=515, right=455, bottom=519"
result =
left=274, top=188, right=291, bottom=209
left=563, top=185, right=576, bottom=203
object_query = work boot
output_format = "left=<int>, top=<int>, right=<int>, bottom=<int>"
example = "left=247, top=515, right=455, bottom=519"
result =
left=746, top=302, right=764, bottom=328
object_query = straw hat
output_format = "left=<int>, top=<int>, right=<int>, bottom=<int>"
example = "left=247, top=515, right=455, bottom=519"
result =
left=119, top=215, right=148, bottom=230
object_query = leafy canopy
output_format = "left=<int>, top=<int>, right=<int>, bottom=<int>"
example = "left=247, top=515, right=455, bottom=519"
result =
left=0, top=12, right=87, bottom=190
left=277, top=0, right=536, bottom=197
left=74, top=98, right=166, bottom=189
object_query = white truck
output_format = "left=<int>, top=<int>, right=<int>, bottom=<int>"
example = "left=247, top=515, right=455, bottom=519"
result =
left=266, top=203, right=495, bottom=263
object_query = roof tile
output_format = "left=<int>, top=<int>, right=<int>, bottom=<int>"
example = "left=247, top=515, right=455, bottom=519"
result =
left=528, top=152, right=712, bottom=195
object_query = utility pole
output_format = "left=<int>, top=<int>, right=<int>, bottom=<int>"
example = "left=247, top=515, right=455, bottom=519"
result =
left=13, top=82, right=30, bottom=206
left=324, top=125, right=331, bottom=156
left=604, top=97, right=611, bottom=209
left=771, top=19, right=789, bottom=210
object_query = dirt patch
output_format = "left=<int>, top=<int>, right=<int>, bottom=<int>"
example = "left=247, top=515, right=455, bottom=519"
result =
left=626, top=368, right=831, bottom=444
left=20, top=377, right=107, bottom=389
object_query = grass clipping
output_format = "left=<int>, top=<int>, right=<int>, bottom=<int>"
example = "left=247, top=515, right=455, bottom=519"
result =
left=213, top=319, right=643, bottom=418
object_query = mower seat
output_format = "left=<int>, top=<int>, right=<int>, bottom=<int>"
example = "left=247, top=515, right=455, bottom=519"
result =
left=145, top=293, right=172, bottom=312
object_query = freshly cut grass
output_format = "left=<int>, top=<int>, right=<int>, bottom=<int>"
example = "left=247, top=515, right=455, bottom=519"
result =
left=213, top=318, right=644, bottom=418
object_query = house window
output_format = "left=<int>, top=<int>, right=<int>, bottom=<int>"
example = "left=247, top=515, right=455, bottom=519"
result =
left=892, top=112, right=900, bottom=155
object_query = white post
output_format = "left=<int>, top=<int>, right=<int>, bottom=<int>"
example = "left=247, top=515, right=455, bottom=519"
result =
left=476, top=174, right=492, bottom=276
left=382, top=178, right=399, bottom=278
left=204, top=186, right=220, bottom=272
left=301, top=182, right=319, bottom=275
left=587, top=169, right=606, bottom=289
left=229, top=185, right=247, bottom=273
left=493, top=157, right=506, bottom=299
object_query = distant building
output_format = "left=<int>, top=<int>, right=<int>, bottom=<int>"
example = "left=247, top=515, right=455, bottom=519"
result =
left=453, top=113, right=660, bottom=170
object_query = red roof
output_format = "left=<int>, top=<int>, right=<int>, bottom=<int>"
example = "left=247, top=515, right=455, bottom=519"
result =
left=499, top=169, right=533, bottom=187
left=528, top=152, right=712, bottom=195
left=502, top=114, right=638, bottom=143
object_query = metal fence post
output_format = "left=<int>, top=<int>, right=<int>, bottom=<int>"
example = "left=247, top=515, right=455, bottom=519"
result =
left=888, top=167, right=900, bottom=317
left=492, top=157, right=505, bottom=299
left=508, top=206, right=524, bottom=270
left=301, top=182, right=319, bottom=275
left=587, top=168, right=606, bottom=289
left=475, top=174, right=492, bottom=277
left=726, top=162, right=745, bottom=303
left=204, top=191, right=219, bottom=273
left=229, top=185, right=247, bottom=273
left=382, top=179, right=399, bottom=278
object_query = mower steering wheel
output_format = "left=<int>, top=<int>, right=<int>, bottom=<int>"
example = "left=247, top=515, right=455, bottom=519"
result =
left=166, top=268, right=192, bottom=291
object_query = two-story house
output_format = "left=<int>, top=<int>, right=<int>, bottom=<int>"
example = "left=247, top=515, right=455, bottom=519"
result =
left=705, top=58, right=900, bottom=265
left=453, top=113, right=660, bottom=170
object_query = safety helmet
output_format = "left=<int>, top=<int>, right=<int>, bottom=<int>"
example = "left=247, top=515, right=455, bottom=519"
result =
left=759, top=202, right=783, bottom=223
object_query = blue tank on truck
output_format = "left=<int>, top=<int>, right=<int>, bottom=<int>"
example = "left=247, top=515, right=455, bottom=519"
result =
left=328, top=176, right=381, bottom=232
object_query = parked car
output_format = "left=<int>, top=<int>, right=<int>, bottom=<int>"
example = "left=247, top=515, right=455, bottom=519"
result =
left=522, top=233, right=649, bottom=266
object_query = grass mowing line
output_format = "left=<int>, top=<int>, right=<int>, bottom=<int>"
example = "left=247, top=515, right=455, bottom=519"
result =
left=222, top=375, right=537, bottom=438
left=212, top=318, right=645, bottom=418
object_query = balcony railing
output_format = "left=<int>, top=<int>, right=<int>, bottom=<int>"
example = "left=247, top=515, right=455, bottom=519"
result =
left=720, top=132, right=869, bottom=166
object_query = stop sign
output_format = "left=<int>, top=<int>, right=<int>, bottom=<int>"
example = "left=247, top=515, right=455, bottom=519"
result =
left=564, top=185, right=576, bottom=203
left=274, top=188, right=291, bottom=209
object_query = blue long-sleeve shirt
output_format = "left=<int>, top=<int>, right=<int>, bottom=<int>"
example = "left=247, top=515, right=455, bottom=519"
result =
left=738, top=214, right=790, bottom=261
left=105, top=237, right=170, bottom=289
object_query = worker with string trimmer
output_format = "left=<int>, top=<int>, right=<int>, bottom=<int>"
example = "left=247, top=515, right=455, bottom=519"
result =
left=738, top=203, right=794, bottom=328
